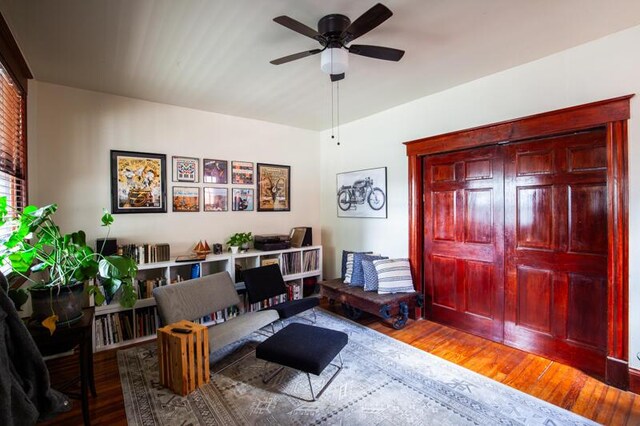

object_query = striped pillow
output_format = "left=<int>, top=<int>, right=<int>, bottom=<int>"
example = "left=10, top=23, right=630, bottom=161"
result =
left=374, top=259, right=415, bottom=294
left=340, top=250, right=353, bottom=280
left=343, top=253, right=355, bottom=283
left=343, top=251, right=371, bottom=284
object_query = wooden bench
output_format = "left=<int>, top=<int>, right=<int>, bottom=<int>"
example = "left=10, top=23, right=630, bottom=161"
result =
left=319, top=279, right=423, bottom=329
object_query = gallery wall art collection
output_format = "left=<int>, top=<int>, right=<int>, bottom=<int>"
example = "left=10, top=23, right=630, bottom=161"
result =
left=110, top=150, right=290, bottom=213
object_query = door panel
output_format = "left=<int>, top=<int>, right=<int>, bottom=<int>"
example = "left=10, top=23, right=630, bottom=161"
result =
left=504, top=129, right=607, bottom=377
left=424, top=146, right=504, bottom=341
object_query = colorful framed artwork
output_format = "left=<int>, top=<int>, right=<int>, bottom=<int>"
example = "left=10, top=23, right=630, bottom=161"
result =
left=232, top=188, right=254, bottom=211
left=231, top=161, right=254, bottom=184
left=336, top=166, right=387, bottom=218
left=110, top=150, right=167, bottom=214
left=172, top=186, right=200, bottom=212
left=172, top=156, right=199, bottom=182
left=203, top=187, right=228, bottom=212
left=257, top=163, right=290, bottom=212
left=203, top=159, right=228, bottom=184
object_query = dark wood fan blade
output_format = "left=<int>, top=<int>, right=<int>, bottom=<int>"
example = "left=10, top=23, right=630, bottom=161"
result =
left=341, top=3, right=392, bottom=43
left=348, top=44, right=404, bottom=61
left=270, top=49, right=322, bottom=65
left=273, top=16, right=324, bottom=42
left=330, top=73, right=345, bottom=82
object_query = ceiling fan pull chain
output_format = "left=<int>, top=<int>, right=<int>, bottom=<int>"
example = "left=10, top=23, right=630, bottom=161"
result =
left=331, top=77, right=335, bottom=141
left=337, top=80, right=341, bottom=146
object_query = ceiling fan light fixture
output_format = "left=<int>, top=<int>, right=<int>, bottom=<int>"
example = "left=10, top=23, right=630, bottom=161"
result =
left=320, top=47, right=348, bottom=75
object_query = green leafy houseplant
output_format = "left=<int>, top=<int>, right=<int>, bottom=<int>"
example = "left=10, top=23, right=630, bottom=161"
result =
left=226, top=232, right=252, bottom=250
left=0, top=196, right=138, bottom=333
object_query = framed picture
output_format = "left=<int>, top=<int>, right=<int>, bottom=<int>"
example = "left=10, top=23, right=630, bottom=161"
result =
left=172, top=186, right=200, bottom=212
left=232, top=188, right=254, bottom=211
left=203, top=159, right=228, bottom=184
left=231, top=161, right=254, bottom=184
left=110, top=150, right=167, bottom=214
left=172, top=156, right=199, bottom=182
left=256, top=163, right=290, bottom=212
left=336, top=167, right=387, bottom=218
left=203, top=187, right=228, bottom=212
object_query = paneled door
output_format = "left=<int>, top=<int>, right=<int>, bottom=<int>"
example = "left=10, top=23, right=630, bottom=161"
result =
left=504, top=129, right=608, bottom=376
left=424, top=146, right=504, bottom=341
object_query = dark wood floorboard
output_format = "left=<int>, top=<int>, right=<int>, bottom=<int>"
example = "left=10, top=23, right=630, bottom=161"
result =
left=39, top=301, right=640, bottom=425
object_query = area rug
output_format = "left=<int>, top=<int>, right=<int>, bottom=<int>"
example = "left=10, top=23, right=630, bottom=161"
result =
left=118, top=309, right=597, bottom=425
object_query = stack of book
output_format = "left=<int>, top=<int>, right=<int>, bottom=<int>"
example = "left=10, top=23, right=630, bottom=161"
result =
left=119, top=243, right=171, bottom=264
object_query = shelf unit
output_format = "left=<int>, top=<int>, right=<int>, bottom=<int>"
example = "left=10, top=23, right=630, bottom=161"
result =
left=93, top=245, right=322, bottom=352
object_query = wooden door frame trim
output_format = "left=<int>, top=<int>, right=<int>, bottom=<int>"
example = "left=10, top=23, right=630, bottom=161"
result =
left=404, top=95, right=632, bottom=389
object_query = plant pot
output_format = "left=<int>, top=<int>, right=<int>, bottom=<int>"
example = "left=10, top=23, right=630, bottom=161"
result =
left=241, top=243, right=250, bottom=252
left=30, top=281, right=85, bottom=326
left=230, top=246, right=239, bottom=254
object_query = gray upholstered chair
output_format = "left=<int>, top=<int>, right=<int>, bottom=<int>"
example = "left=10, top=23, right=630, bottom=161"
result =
left=152, top=271, right=279, bottom=354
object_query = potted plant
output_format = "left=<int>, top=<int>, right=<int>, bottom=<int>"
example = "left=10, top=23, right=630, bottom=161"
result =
left=0, top=197, right=138, bottom=334
left=226, top=232, right=252, bottom=253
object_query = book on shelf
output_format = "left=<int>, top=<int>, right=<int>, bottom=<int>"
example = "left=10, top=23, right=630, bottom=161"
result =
left=281, top=252, right=301, bottom=276
left=303, top=250, right=319, bottom=271
left=175, top=253, right=206, bottom=263
left=119, top=243, right=170, bottom=264
left=261, top=258, right=280, bottom=267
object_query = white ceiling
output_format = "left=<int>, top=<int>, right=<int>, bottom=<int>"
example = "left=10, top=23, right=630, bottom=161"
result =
left=2, top=0, right=640, bottom=131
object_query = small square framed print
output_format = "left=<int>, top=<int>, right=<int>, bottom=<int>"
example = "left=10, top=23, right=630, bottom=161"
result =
left=172, top=186, right=200, bottom=212
left=232, top=188, right=254, bottom=211
left=231, top=161, right=254, bottom=184
left=172, top=156, right=199, bottom=182
left=204, top=187, right=228, bottom=212
left=203, top=159, right=228, bottom=184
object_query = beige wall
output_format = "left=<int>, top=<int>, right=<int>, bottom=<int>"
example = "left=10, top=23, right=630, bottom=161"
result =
left=319, top=25, right=640, bottom=366
left=27, top=82, right=321, bottom=255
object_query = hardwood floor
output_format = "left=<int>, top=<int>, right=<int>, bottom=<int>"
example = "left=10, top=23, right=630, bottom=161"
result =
left=41, top=303, right=640, bottom=425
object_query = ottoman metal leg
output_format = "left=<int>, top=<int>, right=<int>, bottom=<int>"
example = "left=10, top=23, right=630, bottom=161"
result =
left=307, top=352, right=344, bottom=401
left=262, top=365, right=285, bottom=384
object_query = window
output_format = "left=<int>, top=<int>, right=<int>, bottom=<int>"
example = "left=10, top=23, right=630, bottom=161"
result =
left=0, top=11, right=32, bottom=267
left=0, top=60, right=26, bottom=212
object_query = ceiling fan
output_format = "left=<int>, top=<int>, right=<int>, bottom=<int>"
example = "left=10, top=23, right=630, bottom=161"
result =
left=270, top=3, right=405, bottom=82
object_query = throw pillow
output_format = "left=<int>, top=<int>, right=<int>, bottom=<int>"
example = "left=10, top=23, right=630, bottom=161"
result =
left=362, top=256, right=388, bottom=291
left=374, top=258, right=415, bottom=294
left=341, top=250, right=353, bottom=280
left=343, top=253, right=355, bottom=283
left=343, top=251, right=372, bottom=284
left=351, top=254, right=386, bottom=287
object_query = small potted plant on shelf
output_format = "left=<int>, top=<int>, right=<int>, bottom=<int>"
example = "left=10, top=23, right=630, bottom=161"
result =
left=0, top=197, right=138, bottom=334
left=226, top=232, right=252, bottom=254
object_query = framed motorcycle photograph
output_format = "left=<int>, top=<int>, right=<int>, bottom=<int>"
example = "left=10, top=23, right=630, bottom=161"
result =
left=336, top=167, right=387, bottom=218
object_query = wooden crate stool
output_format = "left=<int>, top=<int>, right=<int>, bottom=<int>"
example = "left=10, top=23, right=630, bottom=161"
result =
left=157, top=320, right=210, bottom=396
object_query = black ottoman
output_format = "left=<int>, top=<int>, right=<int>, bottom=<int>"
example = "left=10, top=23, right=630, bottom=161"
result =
left=256, top=323, right=348, bottom=401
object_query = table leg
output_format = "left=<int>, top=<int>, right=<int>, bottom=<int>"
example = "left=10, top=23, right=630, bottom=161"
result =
left=87, top=337, right=97, bottom=397
left=80, top=333, right=91, bottom=425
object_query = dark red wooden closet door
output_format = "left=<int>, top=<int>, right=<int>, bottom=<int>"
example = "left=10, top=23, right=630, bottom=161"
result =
left=504, top=129, right=607, bottom=377
left=424, top=146, right=504, bottom=341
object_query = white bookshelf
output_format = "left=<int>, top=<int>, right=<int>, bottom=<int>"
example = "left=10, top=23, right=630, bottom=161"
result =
left=93, top=245, right=323, bottom=352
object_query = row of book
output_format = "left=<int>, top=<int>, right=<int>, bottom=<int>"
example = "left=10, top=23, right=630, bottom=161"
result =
left=303, top=250, right=320, bottom=271
left=281, top=252, right=302, bottom=275
left=119, top=243, right=171, bottom=264
left=245, top=281, right=303, bottom=312
left=193, top=305, right=242, bottom=326
left=95, top=307, right=159, bottom=348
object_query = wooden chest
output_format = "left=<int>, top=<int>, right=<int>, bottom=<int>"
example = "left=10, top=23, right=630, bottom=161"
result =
left=157, top=320, right=210, bottom=396
left=319, top=278, right=423, bottom=329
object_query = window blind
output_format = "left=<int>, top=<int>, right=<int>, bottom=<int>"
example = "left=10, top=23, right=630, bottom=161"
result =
left=0, top=61, right=26, bottom=213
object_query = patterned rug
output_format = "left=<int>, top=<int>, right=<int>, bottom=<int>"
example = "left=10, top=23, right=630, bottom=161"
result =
left=118, top=309, right=597, bottom=425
